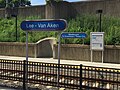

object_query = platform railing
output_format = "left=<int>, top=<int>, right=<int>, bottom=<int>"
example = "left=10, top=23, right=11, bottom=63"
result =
left=0, top=59, right=120, bottom=90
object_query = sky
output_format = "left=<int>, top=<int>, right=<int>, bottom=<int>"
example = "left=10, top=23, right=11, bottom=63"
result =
left=31, top=0, right=84, bottom=5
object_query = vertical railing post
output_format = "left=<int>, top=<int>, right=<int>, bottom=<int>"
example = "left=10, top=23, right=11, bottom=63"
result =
left=80, top=64, right=82, bottom=90
left=23, top=60, right=26, bottom=90
left=57, top=32, right=61, bottom=89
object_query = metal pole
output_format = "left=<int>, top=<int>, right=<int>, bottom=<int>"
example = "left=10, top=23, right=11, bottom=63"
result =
left=91, top=50, right=93, bottom=62
left=57, top=32, right=61, bottom=89
left=25, top=31, right=28, bottom=90
left=23, top=60, right=26, bottom=90
left=96, top=10, right=102, bottom=32
left=15, top=15, right=18, bottom=41
left=80, top=64, right=82, bottom=90
left=99, top=13, right=102, bottom=32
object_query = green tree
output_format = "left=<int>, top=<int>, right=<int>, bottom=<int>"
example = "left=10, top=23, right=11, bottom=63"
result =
left=0, top=0, right=31, bottom=8
left=46, top=0, right=63, bottom=4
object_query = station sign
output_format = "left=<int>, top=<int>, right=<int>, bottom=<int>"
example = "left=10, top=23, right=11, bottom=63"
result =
left=61, top=32, right=87, bottom=38
left=20, top=19, right=67, bottom=31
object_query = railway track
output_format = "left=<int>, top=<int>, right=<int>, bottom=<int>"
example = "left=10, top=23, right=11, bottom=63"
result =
left=0, top=60, right=120, bottom=90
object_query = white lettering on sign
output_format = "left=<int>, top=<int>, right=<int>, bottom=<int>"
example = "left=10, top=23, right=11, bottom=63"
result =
left=68, top=34, right=79, bottom=35
left=25, top=23, right=59, bottom=29
left=26, top=24, right=34, bottom=28
left=38, top=23, right=46, bottom=28
left=47, top=23, right=59, bottom=28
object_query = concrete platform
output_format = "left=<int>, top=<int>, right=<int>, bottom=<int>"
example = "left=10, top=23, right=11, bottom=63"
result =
left=0, top=55, right=119, bottom=69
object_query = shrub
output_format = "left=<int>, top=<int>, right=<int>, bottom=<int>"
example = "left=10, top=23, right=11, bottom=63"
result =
left=0, top=15, right=120, bottom=45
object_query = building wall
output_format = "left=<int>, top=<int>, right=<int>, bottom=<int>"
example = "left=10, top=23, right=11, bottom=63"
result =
left=0, top=0, right=120, bottom=19
left=71, top=0, right=120, bottom=17
left=18, top=5, right=45, bottom=18
left=0, top=5, right=45, bottom=18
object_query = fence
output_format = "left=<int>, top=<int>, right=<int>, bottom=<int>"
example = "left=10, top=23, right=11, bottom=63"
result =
left=0, top=59, right=120, bottom=89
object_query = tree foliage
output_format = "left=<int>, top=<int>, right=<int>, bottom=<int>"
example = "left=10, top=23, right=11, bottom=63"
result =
left=46, top=0, right=63, bottom=4
left=0, top=15, right=120, bottom=45
left=0, top=0, right=31, bottom=8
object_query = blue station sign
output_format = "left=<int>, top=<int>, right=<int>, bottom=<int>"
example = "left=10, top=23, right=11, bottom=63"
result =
left=61, top=32, right=87, bottom=38
left=20, top=19, right=67, bottom=31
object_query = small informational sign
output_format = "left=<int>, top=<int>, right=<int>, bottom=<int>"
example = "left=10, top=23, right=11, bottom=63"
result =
left=90, top=32, right=104, bottom=51
left=61, top=32, right=87, bottom=38
left=20, top=19, right=67, bottom=31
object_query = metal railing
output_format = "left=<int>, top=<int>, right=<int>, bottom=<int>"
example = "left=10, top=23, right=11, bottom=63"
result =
left=0, top=59, right=120, bottom=90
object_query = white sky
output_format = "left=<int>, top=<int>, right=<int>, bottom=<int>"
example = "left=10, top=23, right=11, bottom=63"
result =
left=30, top=0, right=86, bottom=5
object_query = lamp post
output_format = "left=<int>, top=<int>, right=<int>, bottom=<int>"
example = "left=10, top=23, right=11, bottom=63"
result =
left=11, top=4, right=18, bottom=42
left=5, top=0, right=18, bottom=41
left=11, top=14, right=18, bottom=41
left=96, top=10, right=103, bottom=32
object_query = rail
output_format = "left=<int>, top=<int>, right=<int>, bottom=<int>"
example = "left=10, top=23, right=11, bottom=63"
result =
left=0, top=59, right=120, bottom=90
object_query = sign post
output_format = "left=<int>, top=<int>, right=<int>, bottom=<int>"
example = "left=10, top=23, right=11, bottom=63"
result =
left=57, top=32, right=87, bottom=89
left=57, top=32, right=61, bottom=88
left=25, top=31, right=28, bottom=90
left=90, top=32, right=104, bottom=63
left=20, top=19, right=67, bottom=90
